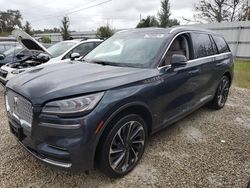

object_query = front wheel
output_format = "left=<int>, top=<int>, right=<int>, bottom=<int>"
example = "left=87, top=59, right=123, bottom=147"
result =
left=98, top=114, right=147, bottom=178
left=210, top=75, right=230, bottom=110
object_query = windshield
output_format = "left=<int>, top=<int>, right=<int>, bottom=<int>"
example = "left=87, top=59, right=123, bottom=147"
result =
left=3, top=45, right=23, bottom=56
left=47, top=41, right=76, bottom=58
left=85, top=32, right=168, bottom=68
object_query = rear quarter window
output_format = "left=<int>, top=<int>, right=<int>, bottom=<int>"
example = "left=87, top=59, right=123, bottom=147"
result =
left=191, top=33, right=216, bottom=59
left=212, top=36, right=230, bottom=53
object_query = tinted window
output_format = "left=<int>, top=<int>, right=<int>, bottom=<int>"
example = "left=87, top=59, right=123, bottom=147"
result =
left=213, top=36, right=230, bottom=53
left=64, top=43, right=95, bottom=59
left=191, top=33, right=216, bottom=58
left=73, top=43, right=94, bottom=57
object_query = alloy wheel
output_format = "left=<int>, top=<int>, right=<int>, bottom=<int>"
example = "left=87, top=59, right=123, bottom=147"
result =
left=109, top=120, right=145, bottom=173
left=217, top=77, right=229, bottom=107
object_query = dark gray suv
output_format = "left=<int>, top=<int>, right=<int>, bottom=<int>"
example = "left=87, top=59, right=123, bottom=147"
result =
left=4, top=27, right=233, bottom=178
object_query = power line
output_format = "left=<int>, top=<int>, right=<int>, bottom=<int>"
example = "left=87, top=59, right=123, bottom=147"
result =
left=30, top=0, right=101, bottom=19
left=30, top=0, right=112, bottom=22
left=63, top=0, right=101, bottom=13
left=66, top=0, right=112, bottom=15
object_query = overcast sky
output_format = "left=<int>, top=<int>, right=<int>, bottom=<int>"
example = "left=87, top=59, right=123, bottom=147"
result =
left=0, top=0, right=196, bottom=31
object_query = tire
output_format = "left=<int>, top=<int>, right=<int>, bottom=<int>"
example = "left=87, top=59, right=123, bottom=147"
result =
left=210, top=75, right=230, bottom=110
left=97, top=114, right=148, bottom=178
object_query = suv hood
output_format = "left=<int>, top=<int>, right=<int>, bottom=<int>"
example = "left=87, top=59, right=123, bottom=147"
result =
left=12, top=29, right=52, bottom=56
left=6, top=62, right=159, bottom=104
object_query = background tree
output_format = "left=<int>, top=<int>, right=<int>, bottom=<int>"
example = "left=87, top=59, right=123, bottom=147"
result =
left=41, top=36, right=51, bottom=43
left=0, top=10, right=22, bottom=33
left=194, top=0, right=249, bottom=22
left=240, top=1, right=250, bottom=21
left=23, top=21, right=33, bottom=35
left=136, top=16, right=159, bottom=28
left=158, top=0, right=180, bottom=27
left=61, top=16, right=71, bottom=40
left=96, top=25, right=114, bottom=38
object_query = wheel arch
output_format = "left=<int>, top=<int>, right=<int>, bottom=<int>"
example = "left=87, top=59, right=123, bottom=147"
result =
left=94, top=102, right=153, bottom=166
left=223, top=71, right=232, bottom=86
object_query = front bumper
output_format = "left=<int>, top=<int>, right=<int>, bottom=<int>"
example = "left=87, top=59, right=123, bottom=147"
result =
left=7, top=108, right=102, bottom=171
left=0, top=77, right=7, bottom=86
left=18, top=140, right=72, bottom=168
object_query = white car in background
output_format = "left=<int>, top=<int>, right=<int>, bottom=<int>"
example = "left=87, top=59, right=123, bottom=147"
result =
left=0, top=29, right=102, bottom=85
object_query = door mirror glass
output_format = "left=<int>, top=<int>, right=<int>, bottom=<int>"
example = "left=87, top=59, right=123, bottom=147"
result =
left=70, top=52, right=80, bottom=60
left=171, top=54, right=187, bottom=67
left=0, top=53, right=5, bottom=60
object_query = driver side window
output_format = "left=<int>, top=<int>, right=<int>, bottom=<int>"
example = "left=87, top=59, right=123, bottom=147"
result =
left=163, top=34, right=192, bottom=66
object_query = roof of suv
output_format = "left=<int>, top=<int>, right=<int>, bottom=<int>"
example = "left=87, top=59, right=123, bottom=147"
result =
left=117, top=26, right=218, bottom=36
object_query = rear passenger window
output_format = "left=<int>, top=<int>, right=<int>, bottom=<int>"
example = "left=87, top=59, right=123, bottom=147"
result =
left=212, top=36, right=230, bottom=53
left=191, top=33, right=216, bottom=58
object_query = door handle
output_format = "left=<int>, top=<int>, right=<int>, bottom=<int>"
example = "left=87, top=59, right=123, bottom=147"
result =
left=216, top=62, right=225, bottom=67
left=188, top=69, right=200, bottom=76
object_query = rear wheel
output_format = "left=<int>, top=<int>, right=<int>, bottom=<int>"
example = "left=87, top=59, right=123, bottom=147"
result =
left=210, top=75, right=230, bottom=109
left=98, top=114, right=147, bottom=178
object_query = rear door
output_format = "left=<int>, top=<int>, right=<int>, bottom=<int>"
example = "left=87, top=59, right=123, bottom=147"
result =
left=189, top=32, right=218, bottom=104
left=210, top=35, right=232, bottom=91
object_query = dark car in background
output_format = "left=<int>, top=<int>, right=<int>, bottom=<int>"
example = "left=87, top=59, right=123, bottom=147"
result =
left=0, top=37, right=18, bottom=53
left=5, top=27, right=234, bottom=178
left=0, top=46, right=30, bottom=67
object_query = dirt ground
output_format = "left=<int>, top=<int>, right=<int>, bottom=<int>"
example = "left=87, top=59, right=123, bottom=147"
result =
left=0, top=85, right=249, bottom=188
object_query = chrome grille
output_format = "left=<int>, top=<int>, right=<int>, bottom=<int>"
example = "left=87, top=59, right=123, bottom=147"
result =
left=6, top=90, right=33, bottom=126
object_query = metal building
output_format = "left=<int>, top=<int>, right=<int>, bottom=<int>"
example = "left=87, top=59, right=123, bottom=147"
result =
left=191, top=21, right=250, bottom=59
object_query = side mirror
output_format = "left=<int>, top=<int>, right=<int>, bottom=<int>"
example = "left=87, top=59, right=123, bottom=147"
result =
left=37, top=53, right=50, bottom=62
left=171, top=54, right=187, bottom=67
left=0, top=54, right=5, bottom=60
left=70, top=52, right=80, bottom=61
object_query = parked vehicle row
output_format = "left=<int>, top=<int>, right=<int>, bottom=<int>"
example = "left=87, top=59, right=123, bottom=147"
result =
left=3, top=27, right=233, bottom=178
left=0, top=30, right=102, bottom=85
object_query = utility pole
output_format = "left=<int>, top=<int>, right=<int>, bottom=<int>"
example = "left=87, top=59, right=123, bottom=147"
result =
left=0, top=19, right=3, bottom=33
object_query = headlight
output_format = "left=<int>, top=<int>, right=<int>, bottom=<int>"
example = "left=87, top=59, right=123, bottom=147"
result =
left=11, top=69, right=25, bottom=74
left=42, top=92, right=104, bottom=115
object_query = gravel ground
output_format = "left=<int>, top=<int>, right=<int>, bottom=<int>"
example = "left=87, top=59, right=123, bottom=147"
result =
left=0, top=85, right=249, bottom=188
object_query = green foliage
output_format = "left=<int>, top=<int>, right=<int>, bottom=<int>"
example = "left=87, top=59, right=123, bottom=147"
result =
left=96, top=25, right=114, bottom=38
left=0, top=31, right=11, bottom=36
left=41, top=36, right=51, bottom=43
left=234, top=60, right=250, bottom=89
left=33, top=28, right=61, bottom=34
left=23, top=21, right=33, bottom=35
left=61, top=17, right=71, bottom=40
left=136, top=16, right=159, bottom=28
left=158, top=0, right=180, bottom=27
left=0, top=10, right=23, bottom=32
left=135, top=0, right=179, bottom=28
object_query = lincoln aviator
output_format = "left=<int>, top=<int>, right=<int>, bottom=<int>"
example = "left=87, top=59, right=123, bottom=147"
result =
left=4, top=27, right=233, bottom=178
